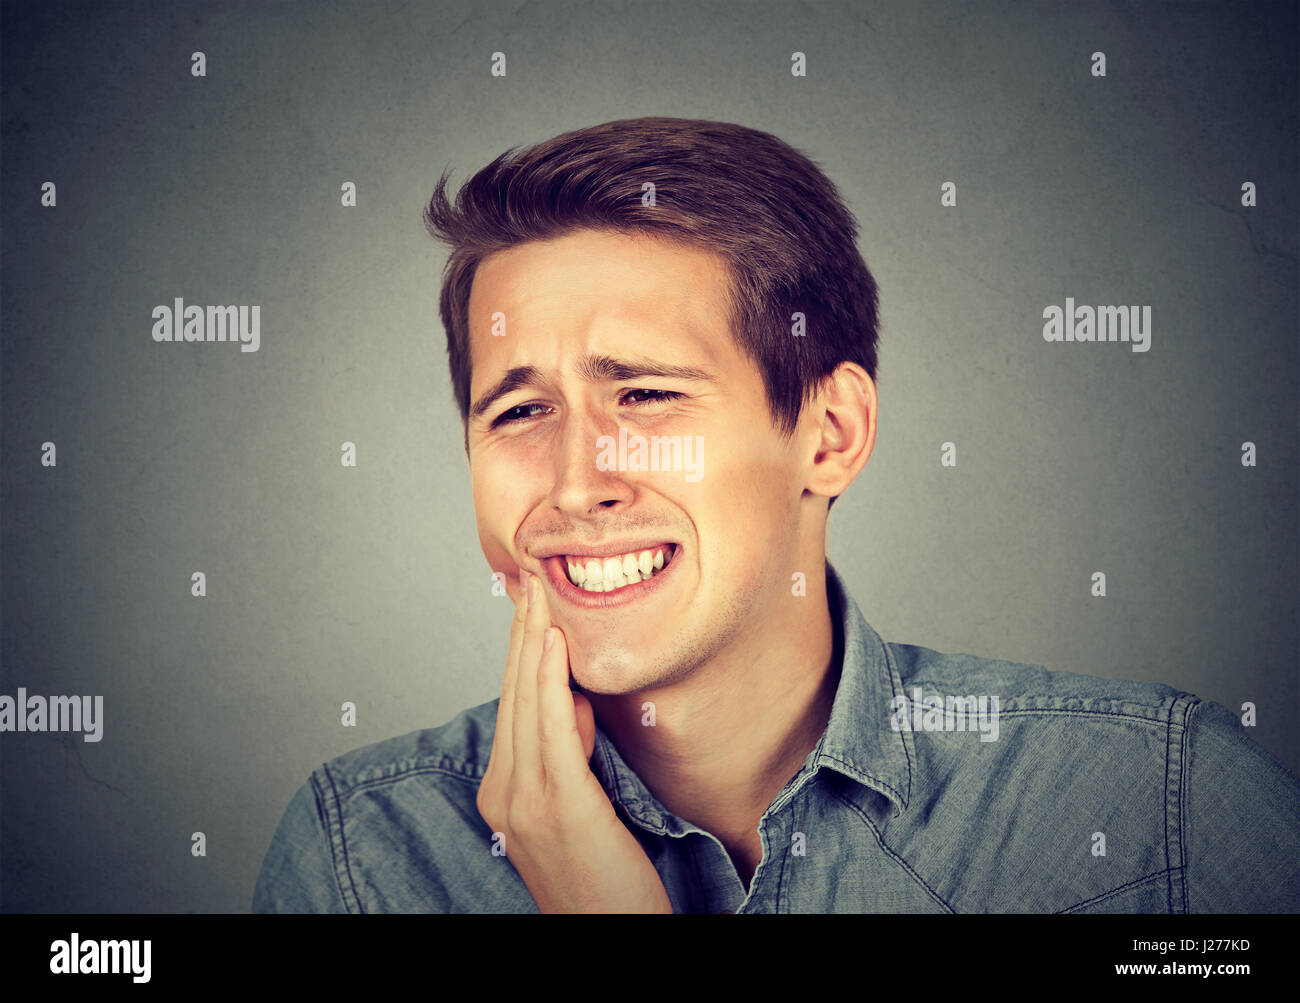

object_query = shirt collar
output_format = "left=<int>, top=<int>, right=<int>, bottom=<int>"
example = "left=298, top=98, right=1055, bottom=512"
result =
left=810, top=559, right=913, bottom=815
left=589, top=559, right=913, bottom=831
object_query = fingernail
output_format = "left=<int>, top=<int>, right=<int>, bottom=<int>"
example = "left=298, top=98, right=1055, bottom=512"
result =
left=518, top=567, right=526, bottom=601
left=543, top=627, right=554, bottom=652
left=528, top=574, right=538, bottom=605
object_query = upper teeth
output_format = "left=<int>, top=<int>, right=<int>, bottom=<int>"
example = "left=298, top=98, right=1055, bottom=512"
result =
left=565, top=546, right=674, bottom=592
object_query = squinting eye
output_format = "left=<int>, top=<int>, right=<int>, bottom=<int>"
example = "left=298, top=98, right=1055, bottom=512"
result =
left=492, top=402, right=553, bottom=427
left=492, top=389, right=685, bottom=427
left=621, top=388, right=685, bottom=406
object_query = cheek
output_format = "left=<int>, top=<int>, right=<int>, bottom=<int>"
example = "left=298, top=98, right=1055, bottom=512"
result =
left=475, top=509, right=525, bottom=604
left=471, top=456, right=532, bottom=573
left=694, top=431, right=799, bottom=549
left=480, top=537, right=521, bottom=594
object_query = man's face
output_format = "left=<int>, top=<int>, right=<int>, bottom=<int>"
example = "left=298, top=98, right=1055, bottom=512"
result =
left=466, top=228, right=810, bottom=695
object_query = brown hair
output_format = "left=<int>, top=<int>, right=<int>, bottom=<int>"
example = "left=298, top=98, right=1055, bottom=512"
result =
left=423, top=116, right=880, bottom=501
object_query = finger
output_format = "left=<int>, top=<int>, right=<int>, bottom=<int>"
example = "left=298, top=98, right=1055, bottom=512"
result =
left=486, top=566, right=528, bottom=780
left=533, top=593, right=587, bottom=789
left=529, top=584, right=597, bottom=766
left=511, top=570, right=547, bottom=785
left=573, top=690, right=596, bottom=763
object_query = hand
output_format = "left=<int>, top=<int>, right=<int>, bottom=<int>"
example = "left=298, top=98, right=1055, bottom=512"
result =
left=475, top=569, right=673, bottom=913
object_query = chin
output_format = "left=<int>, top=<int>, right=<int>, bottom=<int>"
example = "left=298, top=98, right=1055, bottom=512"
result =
left=567, top=645, right=653, bottom=696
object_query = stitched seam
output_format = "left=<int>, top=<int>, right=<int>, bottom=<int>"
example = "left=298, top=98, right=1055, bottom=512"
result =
left=818, top=752, right=908, bottom=809
left=307, top=772, right=355, bottom=914
left=766, top=789, right=807, bottom=914
left=1057, top=867, right=1181, bottom=913
left=879, top=638, right=913, bottom=806
left=983, top=709, right=1176, bottom=725
left=1170, top=701, right=1180, bottom=914
left=342, top=756, right=484, bottom=787
left=335, top=764, right=482, bottom=803
left=320, top=763, right=364, bottom=914
left=775, top=813, right=791, bottom=914
left=827, top=786, right=953, bottom=913
left=1181, top=698, right=1204, bottom=914
left=1158, top=695, right=1197, bottom=915
left=744, top=782, right=810, bottom=912
left=687, top=833, right=726, bottom=914
left=1179, top=698, right=1195, bottom=914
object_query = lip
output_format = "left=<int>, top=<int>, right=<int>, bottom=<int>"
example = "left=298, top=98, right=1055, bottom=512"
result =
left=534, top=540, right=678, bottom=560
left=541, top=543, right=681, bottom=609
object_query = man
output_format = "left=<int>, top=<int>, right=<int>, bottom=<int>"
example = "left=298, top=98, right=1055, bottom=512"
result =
left=253, top=117, right=1299, bottom=913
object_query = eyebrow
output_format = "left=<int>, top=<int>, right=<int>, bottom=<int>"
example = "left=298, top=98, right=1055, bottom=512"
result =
left=469, top=353, right=717, bottom=422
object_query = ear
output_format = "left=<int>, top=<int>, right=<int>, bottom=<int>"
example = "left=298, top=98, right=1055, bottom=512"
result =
left=803, top=362, right=876, bottom=502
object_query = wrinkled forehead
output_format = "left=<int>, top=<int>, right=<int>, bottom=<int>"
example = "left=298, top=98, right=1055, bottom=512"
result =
left=466, top=229, right=737, bottom=386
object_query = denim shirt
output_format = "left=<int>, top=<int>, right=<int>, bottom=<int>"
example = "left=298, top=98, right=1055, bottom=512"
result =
left=253, top=562, right=1300, bottom=913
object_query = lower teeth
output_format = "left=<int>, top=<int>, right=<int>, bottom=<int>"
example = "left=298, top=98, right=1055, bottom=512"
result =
left=580, top=568, right=659, bottom=593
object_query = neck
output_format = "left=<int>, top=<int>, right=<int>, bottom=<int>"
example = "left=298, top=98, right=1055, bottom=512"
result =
left=587, top=561, right=842, bottom=875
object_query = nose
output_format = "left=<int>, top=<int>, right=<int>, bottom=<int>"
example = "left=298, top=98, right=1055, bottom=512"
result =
left=547, top=402, right=633, bottom=517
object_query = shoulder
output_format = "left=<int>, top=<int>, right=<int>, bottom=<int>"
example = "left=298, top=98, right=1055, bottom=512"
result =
left=882, top=641, right=1195, bottom=811
left=317, top=698, right=499, bottom=800
left=877, top=641, right=1300, bottom=911
left=886, top=640, right=1190, bottom=712
left=884, top=641, right=1290, bottom=770
left=254, top=699, right=528, bottom=913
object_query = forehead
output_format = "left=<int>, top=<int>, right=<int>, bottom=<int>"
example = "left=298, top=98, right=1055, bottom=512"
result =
left=466, top=229, right=735, bottom=381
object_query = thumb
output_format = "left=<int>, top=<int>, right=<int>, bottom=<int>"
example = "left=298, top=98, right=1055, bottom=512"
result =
left=572, top=691, right=596, bottom=761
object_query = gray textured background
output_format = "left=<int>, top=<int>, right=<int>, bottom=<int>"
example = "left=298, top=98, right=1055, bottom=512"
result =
left=1, top=0, right=1295, bottom=912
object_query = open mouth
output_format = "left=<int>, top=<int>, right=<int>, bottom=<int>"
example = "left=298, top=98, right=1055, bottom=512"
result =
left=561, top=543, right=678, bottom=594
